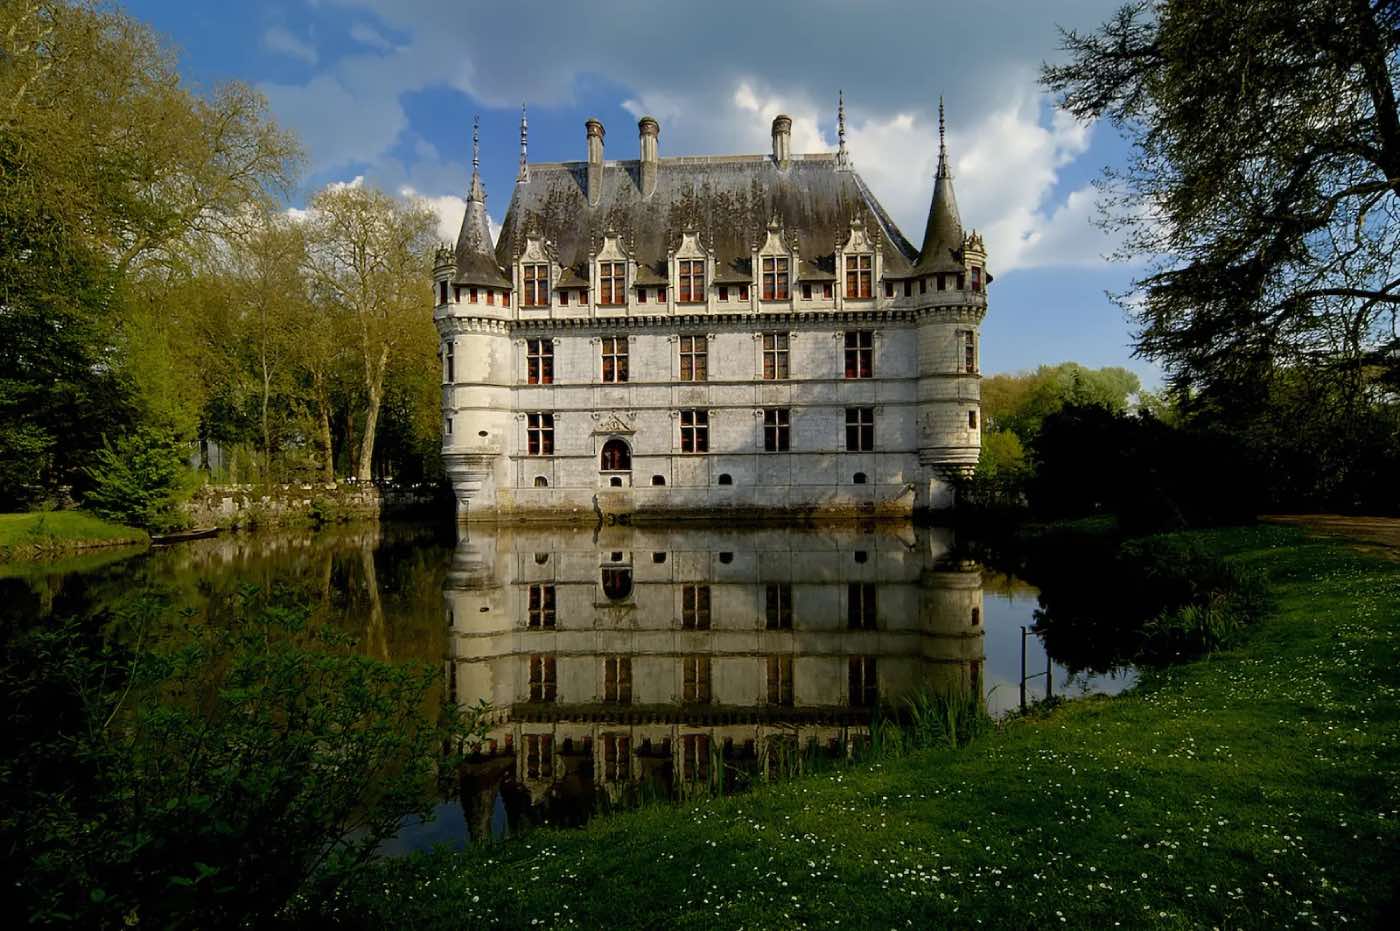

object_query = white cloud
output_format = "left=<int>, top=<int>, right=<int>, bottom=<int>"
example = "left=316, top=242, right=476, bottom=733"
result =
left=262, top=25, right=318, bottom=65
left=349, top=22, right=395, bottom=50
left=399, top=186, right=501, bottom=246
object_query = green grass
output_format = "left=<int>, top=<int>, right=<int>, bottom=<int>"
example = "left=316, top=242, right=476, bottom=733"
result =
left=329, top=525, right=1399, bottom=930
left=0, top=511, right=149, bottom=561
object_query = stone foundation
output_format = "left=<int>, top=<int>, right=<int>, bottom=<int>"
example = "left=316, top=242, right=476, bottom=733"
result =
left=185, top=482, right=441, bottom=528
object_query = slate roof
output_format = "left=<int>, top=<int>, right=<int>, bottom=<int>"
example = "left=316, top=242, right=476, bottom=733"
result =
left=493, top=154, right=922, bottom=282
left=453, top=168, right=513, bottom=288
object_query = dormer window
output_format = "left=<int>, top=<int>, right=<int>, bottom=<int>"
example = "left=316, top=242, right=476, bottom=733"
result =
left=599, top=261, right=625, bottom=305
left=678, top=260, right=705, bottom=303
left=761, top=257, right=789, bottom=300
left=523, top=264, right=549, bottom=306
left=845, top=254, right=872, bottom=298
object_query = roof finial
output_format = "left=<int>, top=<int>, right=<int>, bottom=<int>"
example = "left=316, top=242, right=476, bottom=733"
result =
left=517, top=104, right=529, bottom=183
left=936, top=96, right=950, bottom=179
left=472, top=114, right=480, bottom=172
left=836, top=89, right=850, bottom=168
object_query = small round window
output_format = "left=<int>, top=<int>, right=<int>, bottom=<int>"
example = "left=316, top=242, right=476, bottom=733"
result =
left=534, top=476, right=549, bottom=487
left=651, top=475, right=666, bottom=486
left=852, top=472, right=867, bottom=484
left=717, top=473, right=733, bottom=486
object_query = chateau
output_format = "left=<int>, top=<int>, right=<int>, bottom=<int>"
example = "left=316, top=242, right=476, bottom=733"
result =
left=434, top=98, right=989, bottom=521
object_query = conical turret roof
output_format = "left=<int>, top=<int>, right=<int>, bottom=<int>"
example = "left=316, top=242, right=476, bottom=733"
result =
left=913, top=99, right=965, bottom=276
left=455, top=116, right=512, bottom=288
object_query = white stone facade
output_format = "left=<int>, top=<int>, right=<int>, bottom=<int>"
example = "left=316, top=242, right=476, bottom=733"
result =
left=435, top=108, right=989, bottom=521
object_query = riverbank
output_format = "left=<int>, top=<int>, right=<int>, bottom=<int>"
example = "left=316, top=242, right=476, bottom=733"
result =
left=0, top=512, right=149, bottom=562
left=329, top=523, right=1399, bottom=929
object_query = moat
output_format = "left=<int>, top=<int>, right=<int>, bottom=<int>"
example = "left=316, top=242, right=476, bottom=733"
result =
left=2, top=522, right=1134, bottom=851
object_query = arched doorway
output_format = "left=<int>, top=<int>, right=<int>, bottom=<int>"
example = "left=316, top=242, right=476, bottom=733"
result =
left=600, top=438, right=631, bottom=472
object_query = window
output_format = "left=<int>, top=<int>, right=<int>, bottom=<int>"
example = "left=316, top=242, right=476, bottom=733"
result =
left=884, top=281, right=894, bottom=298
left=679, top=335, right=707, bottom=382
left=534, top=475, right=549, bottom=487
left=680, top=409, right=709, bottom=453
left=971, top=607, right=981, bottom=626
left=969, top=410, right=978, bottom=429
left=444, top=340, right=455, bottom=382
left=719, top=285, right=729, bottom=301
left=486, top=289, right=495, bottom=305
left=844, top=331, right=873, bottom=379
left=523, top=264, right=549, bottom=306
left=601, top=439, right=630, bottom=471
left=739, top=284, right=750, bottom=301
left=761, top=256, right=789, bottom=300
left=970, top=265, right=982, bottom=291
left=603, top=734, right=629, bottom=782
left=527, top=339, right=553, bottom=384
left=681, top=733, right=710, bottom=782
left=848, top=582, right=877, bottom=630
left=637, top=288, right=646, bottom=304
left=761, top=333, right=789, bottom=380
left=529, top=654, right=557, bottom=702
left=920, top=278, right=928, bottom=294
left=678, top=259, right=705, bottom=303
left=599, top=261, right=626, bottom=305
left=653, top=551, right=667, bottom=564
left=845, top=407, right=874, bottom=452
left=469, top=286, right=479, bottom=304
left=527, top=584, right=557, bottom=628
left=658, top=286, right=667, bottom=302
left=534, top=552, right=549, bottom=564
left=558, top=289, right=569, bottom=306
left=682, top=584, right=711, bottom=630
left=651, top=474, right=666, bottom=486
left=438, top=281, right=448, bottom=305
left=848, top=656, right=877, bottom=707
left=718, top=551, right=733, bottom=563
left=717, top=473, right=733, bottom=486
left=956, top=272, right=966, bottom=289
left=852, top=472, right=867, bottom=484
left=846, top=254, right=872, bottom=298
left=763, top=408, right=790, bottom=452
left=903, top=280, right=912, bottom=297
left=823, top=282, right=833, bottom=299
left=960, top=330, right=978, bottom=373
left=525, top=734, right=553, bottom=779
left=682, top=655, right=711, bottom=704
left=766, top=655, right=794, bottom=706
left=445, top=417, right=453, bottom=435
left=604, top=656, right=632, bottom=704
left=765, top=583, right=793, bottom=629
left=802, top=282, right=812, bottom=300
left=601, top=336, right=628, bottom=383
left=526, top=413, right=554, bottom=455
left=601, top=566, right=632, bottom=600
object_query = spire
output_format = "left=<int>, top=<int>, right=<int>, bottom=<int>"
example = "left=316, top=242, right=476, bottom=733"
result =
left=467, top=115, right=485, bottom=202
left=835, top=89, right=850, bottom=168
left=914, top=95, right=964, bottom=275
left=517, top=104, right=529, bottom=183
left=455, top=115, right=510, bottom=288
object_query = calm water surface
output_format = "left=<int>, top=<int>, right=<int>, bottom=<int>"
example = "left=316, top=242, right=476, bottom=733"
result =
left=2, top=522, right=1133, bottom=852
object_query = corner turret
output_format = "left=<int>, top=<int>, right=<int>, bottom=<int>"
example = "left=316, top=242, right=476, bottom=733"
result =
left=454, top=116, right=511, bottom=289
left=913, top=98, right=964, bottom=276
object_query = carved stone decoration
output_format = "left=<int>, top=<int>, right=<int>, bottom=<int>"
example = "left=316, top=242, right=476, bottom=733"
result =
left=593, top=413, right=635, bottom=435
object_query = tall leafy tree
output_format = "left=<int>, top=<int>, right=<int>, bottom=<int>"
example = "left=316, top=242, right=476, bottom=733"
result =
left=305, top=185, right=436, bottom=482
left=1042, top=0, right=1400, bottom=396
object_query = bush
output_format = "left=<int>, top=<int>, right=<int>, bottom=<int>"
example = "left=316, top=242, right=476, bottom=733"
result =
left=2, top=588, right=466, bottom=929
left=83, top=426, right=193, bottom=531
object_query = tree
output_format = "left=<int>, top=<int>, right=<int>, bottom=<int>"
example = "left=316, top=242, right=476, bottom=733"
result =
left=305, top=185, right=436, bottom=481
left=981, top=362, right=1141, bottom=442
left=1042, top=0, right=1400, bottom=397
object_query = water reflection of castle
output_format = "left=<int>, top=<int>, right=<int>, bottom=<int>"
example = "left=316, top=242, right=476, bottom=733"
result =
left=444, top=524, right=983, bottom=834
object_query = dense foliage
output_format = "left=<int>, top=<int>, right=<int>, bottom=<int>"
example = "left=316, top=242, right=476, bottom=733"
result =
left=1, top=587, right=462, bottom=929
left=0, top=1, right=445, bottom=522
left=1042, top=0, right=1400, bottom=514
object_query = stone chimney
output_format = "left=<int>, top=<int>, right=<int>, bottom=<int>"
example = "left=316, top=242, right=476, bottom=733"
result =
left=771, top=114, right=792, bottom=168
left=586, top=118, right=605, bottom=205
left=638, top=116, right=659, bottom=198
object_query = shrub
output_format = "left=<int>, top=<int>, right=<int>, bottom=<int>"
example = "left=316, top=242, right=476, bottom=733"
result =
left=83, top=426, right=193, bottom=531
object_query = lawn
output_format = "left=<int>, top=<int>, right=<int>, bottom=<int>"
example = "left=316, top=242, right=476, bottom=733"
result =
left=0, top=511, right=148, bottom=560
left=328, top=525, right=1400, bottom=929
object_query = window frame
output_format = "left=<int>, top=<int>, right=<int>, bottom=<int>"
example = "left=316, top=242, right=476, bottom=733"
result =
left=601, top=336, right=629, bottom=383
left=604, top=655, right=633, bottom=704
left=844, top=331, right=873, bottom=379
left=528, top=583, right=557, bottom=628
left=677, top=259, right=705, bottom=303
left=682, top=583, right=711, bottom=630
left=526, top=338, right=553, bottom=385
left=679, top=334, right=708, bottom=382
left=679, top=409, right=709, bottom=453
left=528, top=654, right=557, bottom=702
left=847, top=582, right=877, bottom=630
left=766, top=654, right=794, bottom=706
left=845, top=407, right=875, bottom=452
left=682, top=655, right=712, bottom=704
left=845, top=253, right=873, bottom=299
left=761, top=332, right=790, bottom=380
left=763, top=407, right=790, bottom=452
left=765, top=583, right=793, bottom=630
left=444, top=340, right=455, bottom=383
left=598, top=261, right=626, bottom=306
left=522, top=263, right=550, bottom=307
left=526, top=412, right=554, bottom=456
left=761, top=256, right=789, bottom=301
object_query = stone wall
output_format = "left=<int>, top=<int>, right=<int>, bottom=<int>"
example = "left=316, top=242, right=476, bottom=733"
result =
left=184, top=482, right=442, bottom=528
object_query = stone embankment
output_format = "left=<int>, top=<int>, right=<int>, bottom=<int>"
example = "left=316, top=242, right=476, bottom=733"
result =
left=185, top=482, right=442, bottom=529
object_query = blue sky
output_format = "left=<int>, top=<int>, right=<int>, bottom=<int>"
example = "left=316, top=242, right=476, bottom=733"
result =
left=125, top=0, right=1157, bottom=385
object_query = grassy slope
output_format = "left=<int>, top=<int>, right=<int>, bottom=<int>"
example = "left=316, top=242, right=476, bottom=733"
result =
left=337, top=525, right=1399, bottom=930
left=0, top=511, right=148, bottom=560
